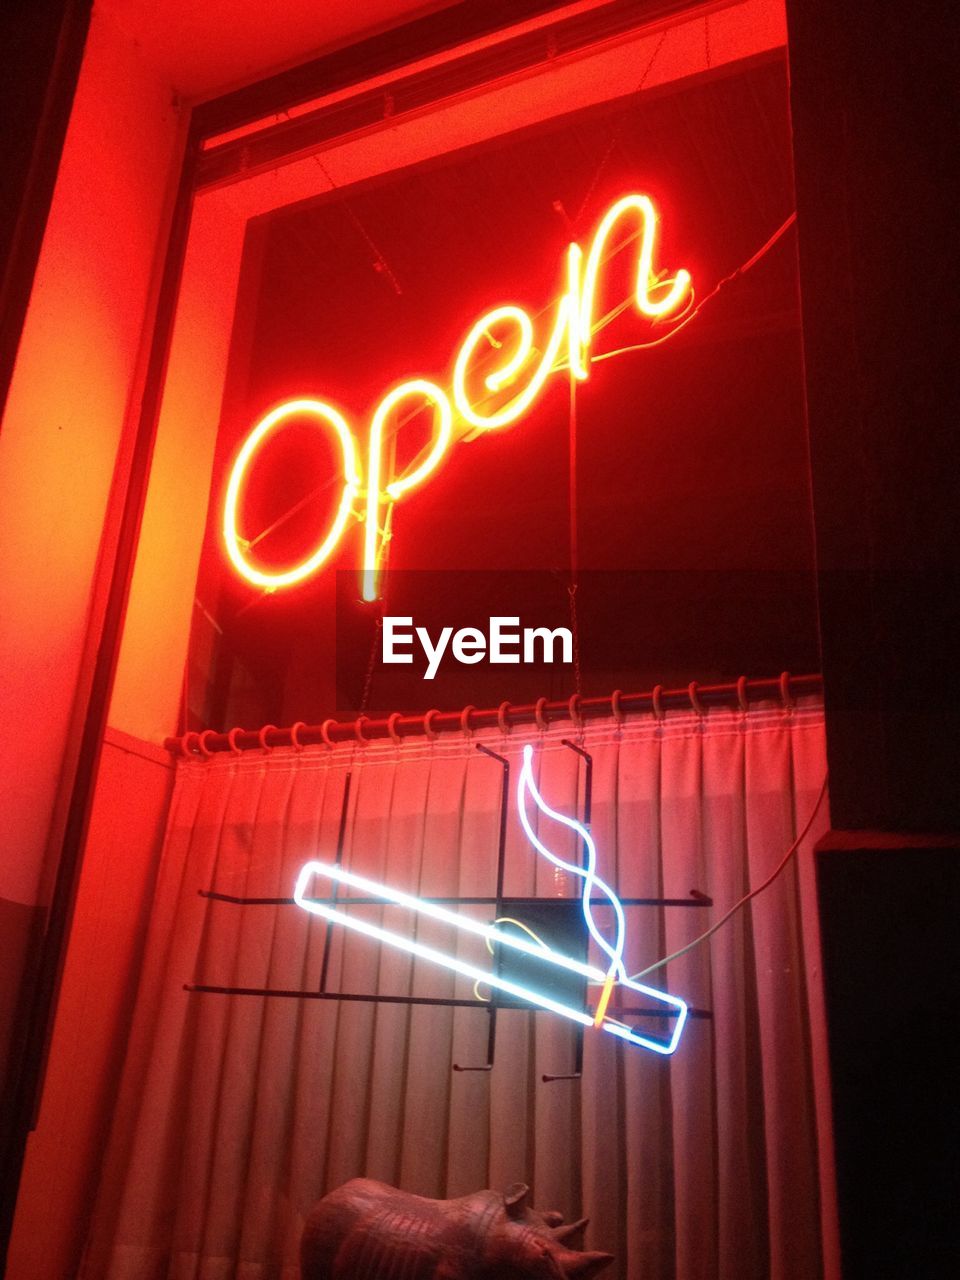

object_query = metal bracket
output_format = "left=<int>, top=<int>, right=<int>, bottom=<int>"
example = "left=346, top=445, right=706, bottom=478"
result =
left=187, top=738, right=713, bottom=1079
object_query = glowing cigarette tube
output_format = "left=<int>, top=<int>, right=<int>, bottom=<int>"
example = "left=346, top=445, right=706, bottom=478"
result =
left=515, top=743, right=687, bottom=1054
left=295, top=860, right=600, bottom=982
left=293, top=859, right=687, bottom=1055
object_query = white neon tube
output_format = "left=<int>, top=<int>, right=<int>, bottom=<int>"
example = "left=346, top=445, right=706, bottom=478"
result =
left=517, top=744, right=627, bottom=982
left=294, top=861, right=596, bottom=1026
left=293, top=860, right=687, bottom=1055
left=515, top=744, right=688, bottom=1053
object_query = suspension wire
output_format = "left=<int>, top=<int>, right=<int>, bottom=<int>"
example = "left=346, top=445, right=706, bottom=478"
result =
left=629, top=772, right=829, bottom=980
left=585, top=211, right=797, bottom=368
left=574, top=26, right=669, bottom=226
left=232, top=36, right=779, bottom=609
left=314, top=155, right=403, bottom=297
left=567, top=372, right=583, bottom=705
left=568, top=372, right=578, bottom=587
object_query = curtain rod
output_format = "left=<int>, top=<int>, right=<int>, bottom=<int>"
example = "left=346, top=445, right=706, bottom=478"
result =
left=167, top=672, right=822, bottom=758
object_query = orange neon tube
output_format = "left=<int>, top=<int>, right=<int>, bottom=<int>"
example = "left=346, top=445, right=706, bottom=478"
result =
left=224, top=194, right=691, bottom=598
left=571, top=193, right=692, bottom=376
left=362, top=379, right=453, bottom=602
left=452, top=298, right=575, bottom=432
left=223, top=398, right=361, bottom=590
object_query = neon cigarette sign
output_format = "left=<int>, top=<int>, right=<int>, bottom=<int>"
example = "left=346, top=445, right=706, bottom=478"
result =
left=224, top=195, right=692, bottom=601
left=293, top=744, right=688, bottom=1056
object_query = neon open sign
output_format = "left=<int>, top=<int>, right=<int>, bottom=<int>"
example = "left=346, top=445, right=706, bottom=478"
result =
left=294, top=744, right=688, bottom=1056
left=224, top=195, right=692, bottom=602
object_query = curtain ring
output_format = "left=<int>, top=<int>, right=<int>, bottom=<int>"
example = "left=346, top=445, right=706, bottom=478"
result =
left=780, top=671, right=794, bottom=710
left=688, top=681, right=704, bottom=716
left=179, top=730, right=200, bottom=757
left=460, top=704, right=475, bottom=735
left=736, top=675, right=749, bottom=713
left=610, top=689, right=625, bottom=725
left=497, top=701, right=512, bottom=734
left=651, top=684, right=665, bottom=721
left=568, top=692, right=583, bottom=728
left=423, top=709, right=440, bottom=741
left=289, top=721, right=306, bottom=751
left=227, top=727, right=244, bottom=755
left=534, top=696, right=549, bottom=731
left=387, top=711, right=403, bottom=744
left=320, top=718, right=337, bottom=749
left=197, top=729, right=218, bottom=758
left=258, top=724, right=277, bottom=752
left=354, top=714, right=371, bottom=745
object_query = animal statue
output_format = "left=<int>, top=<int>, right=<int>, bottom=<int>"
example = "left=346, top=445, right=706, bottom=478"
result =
left=301, top=1178, right=614, bottom=1280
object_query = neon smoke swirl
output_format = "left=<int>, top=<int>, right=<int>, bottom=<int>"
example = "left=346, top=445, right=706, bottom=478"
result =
left=517, top=745, right=627, bottom=990
left=293, top=742, right=688, bottom=1055
left=517, top=744, right=683, bottom=1032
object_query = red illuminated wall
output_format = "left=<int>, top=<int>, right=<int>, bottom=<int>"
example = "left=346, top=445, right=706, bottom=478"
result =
left=0, top=7, right=183, bottom=1263
left=6, top=732, right=172, bottom=1280
left=5, top=2, right=957, bottom=1269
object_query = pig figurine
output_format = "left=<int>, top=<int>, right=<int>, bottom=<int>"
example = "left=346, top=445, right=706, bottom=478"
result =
left=301, top=1178, right=614, bottom=1280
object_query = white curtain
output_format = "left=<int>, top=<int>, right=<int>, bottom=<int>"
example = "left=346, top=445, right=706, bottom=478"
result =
left=82, top=699, right=828, bottom=1280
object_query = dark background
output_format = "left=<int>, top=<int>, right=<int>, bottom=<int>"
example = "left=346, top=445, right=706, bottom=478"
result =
left=2, top=3, right=957, bottom=1274
left=188, top=53, right=818, bottom=729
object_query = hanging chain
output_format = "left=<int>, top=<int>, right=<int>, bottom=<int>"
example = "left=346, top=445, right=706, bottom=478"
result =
left=359, top=609, right=383, bottom=717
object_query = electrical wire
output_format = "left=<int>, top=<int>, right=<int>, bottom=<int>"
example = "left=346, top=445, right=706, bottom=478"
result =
left=474, top=767, right=827, bottom=998
left=473, top=915, right=551, bottom=1002
left=588, top=211, right=797, bottom=367
left=629, top=771, right=829, bottom=981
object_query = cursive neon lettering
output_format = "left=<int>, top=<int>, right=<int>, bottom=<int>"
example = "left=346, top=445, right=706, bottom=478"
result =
left=224, top=195, right=691, bottom=600
left=452, top=297, right=572, bottom=431
left=223, top=398, right=360, bottom=590
left=363, top=379, right=452, bottom=601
